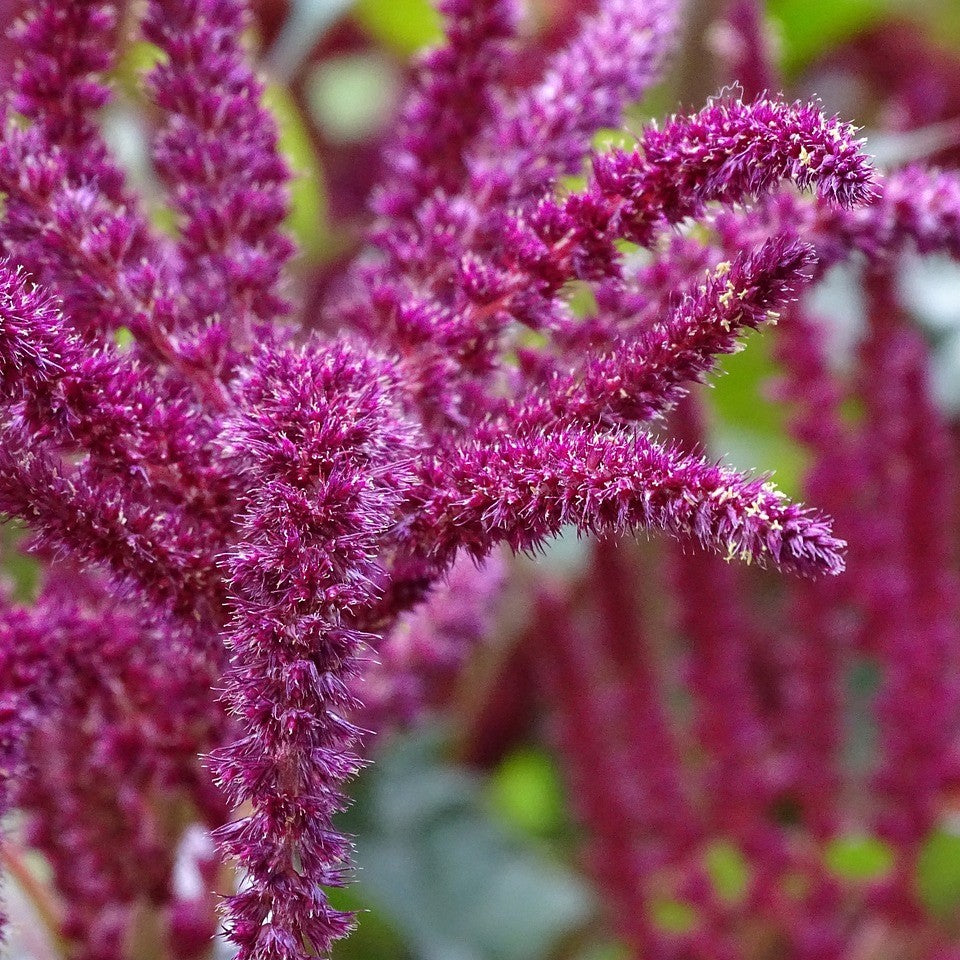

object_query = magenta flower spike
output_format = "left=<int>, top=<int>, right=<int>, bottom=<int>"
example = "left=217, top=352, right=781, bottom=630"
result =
left=524, top=94, right=875, bottom=281
left=9, top=0, right=120, bottom=181
left=411, top=424, right=846, bottom=578
left=375, top=0, right=521, bottom=222
left=522, top=237, right=817, bottom=427
left=209, top=342, right=421, bottom=959
left=144, top=0, right=295, bottom=345
left=475, top=0, right=681, bottom=203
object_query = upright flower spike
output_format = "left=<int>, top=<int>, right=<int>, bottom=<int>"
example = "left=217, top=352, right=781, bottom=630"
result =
left=375, top=0, right=521, bottom=223
left=766, top=315, right=853, bottom=841
left=476, top=0, right=681, bottom=203
left=858, top=290, right=960, bottom=856
left=363, top=0, right=521, bottom=341
left=9, top=0, right=123, bottom=191
left=667, top=400, right=776, bottom=844
left=536, top=581, right=683, bottom=957
left=1, top=0, right=197, bottom=376
left=210, top=343, right=419, bottom=960
left=144, top=0, right=295, bottom=345
left=538, top=558, right=746, bottom=959
left=587, top=541, right=693, bottom=852
left=0, top=123, right=226, bottom=403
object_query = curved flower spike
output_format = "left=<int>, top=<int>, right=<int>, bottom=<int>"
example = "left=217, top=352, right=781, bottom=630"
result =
left=526, top=236, right=817, bottom=427
left=499, top=95, right=874, bottom=304
left=411, top=424, right=846, bottom=579
left=477, top=0, right=681, bottom=203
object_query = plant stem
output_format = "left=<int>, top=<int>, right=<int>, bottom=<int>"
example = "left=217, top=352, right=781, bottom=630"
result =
left=1, top=840, right=70, bottom=958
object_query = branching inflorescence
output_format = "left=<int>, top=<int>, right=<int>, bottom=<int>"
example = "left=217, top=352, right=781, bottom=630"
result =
left=9, top=0, right=960, bottom=958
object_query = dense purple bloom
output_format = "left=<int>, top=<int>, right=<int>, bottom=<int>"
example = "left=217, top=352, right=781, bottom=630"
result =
left=584, top=94, right=875, bottom=247
left=411, top=424, right=846, bottom=577
left=0, top=263, right=211, bottom=481
left=0, top=0, right=905, bottom=957
left=2, top=568, right=222, bottom=957
left=209, top=342, right=420, bottom=958
left=474, top=0, right=681, bottom=203
left=350, top=92, right=874, bottom=432
left=520, top=237, right=816, bottom=426
left=10, top=0, right=122, bottom=189
left=375, top=0, right=521, bottom=221
left=144, top=0, right=295, bottom=345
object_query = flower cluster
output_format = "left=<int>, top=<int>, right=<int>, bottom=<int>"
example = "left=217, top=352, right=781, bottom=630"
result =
left=2, top=0, right=957, bottom=959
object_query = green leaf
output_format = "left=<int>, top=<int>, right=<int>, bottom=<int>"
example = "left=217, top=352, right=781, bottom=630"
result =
left=566, top=281, right=599, bottom=319
left=649, top=899, right=698, bottom=935
left=825, top=835, right=894, bottom=882
left=262, top=84, right=329, bottom=263
left=709, top=331, right=782, bottom=434
left=573, top=945, right=631, bottom=960
left=1, top=521, right=39, bottom=603
left=707, top=330, right=808, bottom=499
left=329, top=885, right=410, bottom=960
left=353, top=0, right=442, bottom=55
left=344, top=728, right=593, bottom=960
left=705, top=840, right=750, bottom=903
left=767, top=0, right=888, bottom=73
left=305, top=55, right=399, bottom=144
left=488, top=746, right=567, bottom=837
left=917, top=828, right=960, bottom=919
left=591, top=128, right=636, bottom=152
left=113, top=40, right=165, bottom=99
